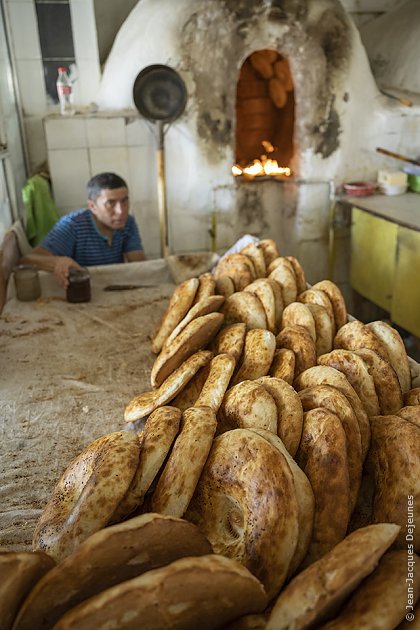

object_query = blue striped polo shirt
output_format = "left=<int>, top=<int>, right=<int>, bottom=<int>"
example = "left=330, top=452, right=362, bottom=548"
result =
left=41, top=209, right=143, bottom=267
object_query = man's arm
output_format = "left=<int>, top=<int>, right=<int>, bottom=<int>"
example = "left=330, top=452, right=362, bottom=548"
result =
left=125, top=250, right=146, bottom=262
left=20, top=246, right=82, bottom=288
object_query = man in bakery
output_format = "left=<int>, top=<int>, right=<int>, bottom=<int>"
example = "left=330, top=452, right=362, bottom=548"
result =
left=20, top=172, right=146, bottom=288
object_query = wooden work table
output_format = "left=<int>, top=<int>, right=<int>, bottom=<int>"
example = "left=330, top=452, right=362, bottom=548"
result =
left=339, top=192, right=420, bottom=337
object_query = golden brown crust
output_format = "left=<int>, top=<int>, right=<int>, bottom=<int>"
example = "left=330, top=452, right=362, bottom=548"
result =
left=296, top=408, right=350, bottom=564
left=52, top=554, right=268, bottom=630
left=298, top=288, right=336, bottom=335
left=334, top=320, right=390, bottom=362
left=281, top=302, right=316, bottom=341
left=318, top=350, right=380, bottom=417
left=285, top=256, right=307, bottom=294
left=404, top=387, right=420, bottom=406
left=312, top=279, right=347, bottom=330
left=232, top=329, right=276, bottom=385
left=244, top=279, right=277, bottom=333
left=186, top=430, right=299, bottom=599
left=124, top=350, right=213, bottom=422
left=367, top=320, right=412, bottom=393
left=215, top=275, right=236, bottom=298
left=163, top=294, right=225, bottom=349
left=112, top=407, right=181, bottom=521
left=259, top=238, right=280, bottom=266
left=151, top=312, right=224, bottom=388
left=248, top=428, right=314, bottom=577
left=222, top=292, right=267, bottom=330
left=276, top=325, right=317, bottom=378
left=269, top=348, right=295, bottom=385
left=266, top=524, right=401, bottom=630
left=0, top=551, right=55, bottom=630
left=322, top=550, right=420, bottom=630
left=240, top=242, right=267, bottom=278
left=368, top=414, right=420, bottom=552
left=151, top=406, right=217, bottom=517
left=213, top=322, right=247, bottom=362
left=151, top=278, right=199, bottom=354
left=192, top=272, right=216, bottom=304
left=219, top=380, right=278, bottom=434
left=32, top=432, right=141, bottom=562
left=13, top=515, right=213, bottom=630
left=298, top=384, right=362, bottom=513
left=353, top=348, right=403, bottom=415
left=194, top=353, right=236, bottom=412
left=295, top=365, right=371, bottom=461
left=306, top=302, right=334, bottom=356
left=256, top=376, right=303, bottom=457
left=268, top=258, right=298, bottom=306
left=397, top=405, right=420, bottom=427
left=214, top=254, right=256, bottom=291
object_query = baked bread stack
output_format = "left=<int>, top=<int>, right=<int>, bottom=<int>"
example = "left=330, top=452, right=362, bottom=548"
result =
left=9, top=237, right=419, bottom=628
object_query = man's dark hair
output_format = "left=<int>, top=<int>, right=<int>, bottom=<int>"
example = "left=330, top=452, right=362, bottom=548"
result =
left=87, top=172, right=128, bottom=201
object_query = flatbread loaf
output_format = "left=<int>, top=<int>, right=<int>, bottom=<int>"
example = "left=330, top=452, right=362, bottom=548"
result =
left=334, top=320, right=390, bottom=362
left=214, top=253, right=256, bottom=291
left=367, top=320, right=411, bottom=393
left=353, top=347, right=403, bottom=414
left=124, top=350, right=213, bottom=422
left=151, top=278, right=199, bottom=354
left=112, top=407, right=181, bottom=521
left=368, top=414, right=420, bottom=552
left=285, top=255, right=307, bottom=294
left=281, top=302, right=316, bottom=342
left=194, top=353, right=236, bottom=412
left=32, top=432, right=140, bottom=562
left=266, top=523, right=401, bottom=630
left=151, top=406, right=217, bottom=517
left=186, top=429, right=300, bottom=598
left=298, top=288, right=336, bottom=335
left=295, top=365, right=371, bottom=461
left=404, top=387, right=420, bottom=406
left=298, top=384, right=362, bottom=513
left=14, top=514, right=212, bottom=630
left=0, top=551, right=55, bottom=630
left=193, top=272, right=216, bottom=303
left=52, top=554, right=268, bottom=630
left=312, top=279, right=347, bottom=330
left=296, top=408, right=350, bottom=564
left=213, top=322, right=247, bottom=362
left=244, top=279, right=277, bottom=333
left=306, top=302, right=334, bottom=356
left=277, top=325, right=317, bottom=378
left=151, top=312, right=224, bottom=388
left=269, top=257, right=298, bottom=305
left=240, top=242, right=266, bottom=277
left=222, top=291, right=267, bottom=330
left=269, top=348, right=295, bottom=384
left=232, top=329, right=276, bottom=385
left=318, top=350, right=380, bottom=417
left=397, top=405, right=420, bottom=428
left=219, top=380, right=278, bottom=434
left=256, top=376, right=303, bottom=457
left=163, top=294, right=224, bottom=349
left=259, top=238, right=280, bottom=265
left=215, top=275, right=235, bottom=297
left=249, top=428, right=314, bottom=577
left=322, top=550, right=420, bottom=630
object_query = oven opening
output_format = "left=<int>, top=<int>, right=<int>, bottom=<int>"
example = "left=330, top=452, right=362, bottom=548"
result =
left=233, top=49, right=295, bottom=180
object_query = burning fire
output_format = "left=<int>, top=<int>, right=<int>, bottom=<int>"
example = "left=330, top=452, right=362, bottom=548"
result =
left=232, top=140, right=292, bottom=179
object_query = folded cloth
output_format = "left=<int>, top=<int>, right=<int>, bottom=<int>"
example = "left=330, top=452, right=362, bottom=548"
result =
left=22, top=174, right=60, bottom=246
left=8, top=219, right=31, bottom=256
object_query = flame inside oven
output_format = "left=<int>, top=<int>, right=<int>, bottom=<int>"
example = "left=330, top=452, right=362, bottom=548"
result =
left=232, top=140, right=292, bottom=179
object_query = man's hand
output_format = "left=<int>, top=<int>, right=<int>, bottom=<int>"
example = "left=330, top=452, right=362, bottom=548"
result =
left=54, top=257, right=82, bottom=288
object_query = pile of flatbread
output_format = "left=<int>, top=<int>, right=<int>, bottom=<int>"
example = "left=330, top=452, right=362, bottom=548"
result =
left=3, top=238, right=419, bottom=629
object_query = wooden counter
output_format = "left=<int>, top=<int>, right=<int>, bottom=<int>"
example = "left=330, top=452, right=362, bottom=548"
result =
left=339, top=192, right=420, bottom=336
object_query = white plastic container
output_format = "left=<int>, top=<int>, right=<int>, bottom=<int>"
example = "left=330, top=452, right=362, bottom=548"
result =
left=56, top=67, right=75, bottom=116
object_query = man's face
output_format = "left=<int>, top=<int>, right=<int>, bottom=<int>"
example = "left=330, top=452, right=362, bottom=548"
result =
left=88, top=187, right=130, bottom=231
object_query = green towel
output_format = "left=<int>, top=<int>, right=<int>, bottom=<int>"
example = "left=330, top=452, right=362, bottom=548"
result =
left=22, top=174, right=60, bottom=247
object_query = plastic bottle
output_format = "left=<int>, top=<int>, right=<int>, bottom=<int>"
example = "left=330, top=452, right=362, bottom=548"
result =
left=56, top=67, right=75, bottom=116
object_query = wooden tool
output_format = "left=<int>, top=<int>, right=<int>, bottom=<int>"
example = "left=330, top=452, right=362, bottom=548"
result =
left=380, top=90, right=412, bottom=107
left=376, top=147, right=420, bottom=166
